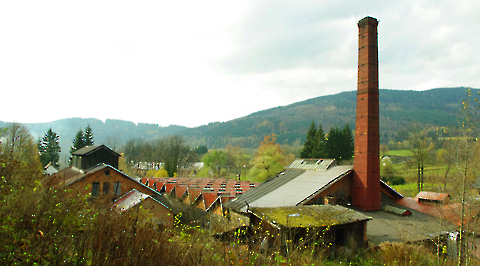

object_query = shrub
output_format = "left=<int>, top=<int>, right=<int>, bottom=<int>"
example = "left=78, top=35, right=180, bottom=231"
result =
left=390, top=176, right=406, bottom=185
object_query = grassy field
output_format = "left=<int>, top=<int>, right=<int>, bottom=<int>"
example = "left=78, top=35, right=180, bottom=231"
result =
left=386, top=149, right=412, bottom=157
left=385, top=149, right=449, bottom=197
left=391, top=182, right=444, bottom=197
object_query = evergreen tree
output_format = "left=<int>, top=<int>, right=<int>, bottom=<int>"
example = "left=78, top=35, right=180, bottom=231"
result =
left=84, top=124, right=94, bottom=146
left=325, top=127, right=342, bottom=161
left=37, top=128, right=61, bottom=168
left=313, top=124, right=327, bottom=158
left=300, top=121, right=317, bottom=158
left=325, top=124, right=354, bottom=163
left=69, top=129, right=86, bottom=165
left=339, top=123, right=354, bottom=162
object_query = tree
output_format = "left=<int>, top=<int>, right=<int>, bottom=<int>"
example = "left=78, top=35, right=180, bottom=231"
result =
left=201, top=150, right=227, bottom=177
left=105, top=134, right=121, bottom=151
left=248, top=134, right=285, bottom=182
left=84, top=124, right=94, bottom=146
left=37, top=128, right=61, bottom=168
left=0, top=122, right=42, bottom=180
left=300, top=121, right=317, bottom=158
left=124, top=138, right=145, bottom=166
left=154, top=135, right=198, bottom=177
left=325, top=127, right=341, bottom=161
left=194, top=145, right=208, bottom=156
left=401, top=122, right=435, bottom=192
left=69, top=129, right=85, bottom=165
left=339, top=123, right=354, bottom=162
left=300, top=121, right=328, bottom=159
left=313, top=124, right=327, bottom=158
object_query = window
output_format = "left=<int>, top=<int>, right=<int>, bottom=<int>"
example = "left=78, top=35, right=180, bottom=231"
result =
left=113, top=182, right=121, bottom=196
left=92, top=182, right=100, bottom=196
left=103, top=182, right=110, bottom=194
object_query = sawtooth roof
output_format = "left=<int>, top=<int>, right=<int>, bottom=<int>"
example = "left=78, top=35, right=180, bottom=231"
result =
left=288, top=158, right=335, bottom=171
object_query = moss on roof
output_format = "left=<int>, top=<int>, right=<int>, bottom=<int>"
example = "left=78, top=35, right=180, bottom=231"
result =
left=250, top=205, right=371, bottom=228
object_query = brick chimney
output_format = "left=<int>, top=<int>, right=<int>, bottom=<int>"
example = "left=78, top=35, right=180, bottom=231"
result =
left=352, top=17, right=380, bottom=211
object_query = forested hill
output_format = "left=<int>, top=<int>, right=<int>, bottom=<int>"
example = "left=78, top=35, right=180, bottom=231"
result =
left=177, top=87, right=478, bottom=148
left=1, top=87, right=477, bottom=152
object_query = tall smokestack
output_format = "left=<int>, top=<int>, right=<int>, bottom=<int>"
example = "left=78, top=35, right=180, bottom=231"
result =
left=352, top=16, right=380, bottom=211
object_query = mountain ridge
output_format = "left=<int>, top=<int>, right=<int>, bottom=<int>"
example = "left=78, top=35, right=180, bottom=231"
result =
left=1, top=87, right=477, bottom=153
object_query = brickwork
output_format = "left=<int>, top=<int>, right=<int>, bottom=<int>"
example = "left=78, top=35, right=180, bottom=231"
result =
left=352, top=17, right=381, bottom=211
left=70, top=166, right=161, bottom=204
left=136, top=198, right=174, bottom=228
left=304, top=173, right=352, bottom=205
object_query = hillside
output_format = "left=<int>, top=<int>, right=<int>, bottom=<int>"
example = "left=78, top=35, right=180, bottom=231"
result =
left=0, top=87, right=476, bottom=153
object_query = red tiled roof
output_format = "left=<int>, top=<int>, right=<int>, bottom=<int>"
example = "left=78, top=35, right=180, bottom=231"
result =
left=154, top=181, right=166, bottom=192
left=165, top=183, right=176, bottom=194
left=140, top=177, right=149, bottom=185
left=220, top=196, right=236, bottom=204
left=188, top=188, right=202, bottom=203
left=415, top=191, right=450, bottom=201
left=395, top=197, right=477, bottom=226
left=175, top=185, right=188, bottom=199
left=147, top=178, right=157, bottom=188
left=203, top=192, right=219, bottom=210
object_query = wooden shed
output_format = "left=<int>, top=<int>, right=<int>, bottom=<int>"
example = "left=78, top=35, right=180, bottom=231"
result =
left=71, top=145, right=120, bottom=170
left=249, top=205, right=371, bottom=254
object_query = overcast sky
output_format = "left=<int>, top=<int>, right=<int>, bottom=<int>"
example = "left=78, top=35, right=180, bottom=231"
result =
left=1, top=1, right=478, bottom=128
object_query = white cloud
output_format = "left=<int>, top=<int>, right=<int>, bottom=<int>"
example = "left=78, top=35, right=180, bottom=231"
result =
left=0, top=0, right=478, bottom=127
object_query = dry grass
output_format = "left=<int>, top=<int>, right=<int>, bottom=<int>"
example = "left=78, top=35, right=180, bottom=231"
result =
left=2, top=155, right=479, bottom=265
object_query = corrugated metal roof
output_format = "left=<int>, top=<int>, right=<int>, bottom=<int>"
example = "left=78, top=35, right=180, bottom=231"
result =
left=224, top=168, right=306, bottom=212
left=225, top=166, right=352, bottom=212
left=415, top=191, right=450, bottom=201
left=382, top=204, right=411, bottom=216
left=71, top=144, right=120, bottom=156
left=111, top=189, right=150, bottom=212
left=288, top=158, right=335, bottom=171
left=250, top=205, right=371, bottom=229
left=46, top=167, right=86, bottom=186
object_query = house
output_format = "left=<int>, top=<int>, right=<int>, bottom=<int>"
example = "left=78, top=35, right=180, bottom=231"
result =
left=111, top=189, right=176, bottom=228
left=248, top=205, right=371, bottom=252
left=71, top=145, right=121, bottom=170
left=45, top=163, right=172, bottom=205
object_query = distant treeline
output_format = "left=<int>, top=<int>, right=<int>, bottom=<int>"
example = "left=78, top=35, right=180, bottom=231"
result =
left=1, top=87, right=476, bottom=154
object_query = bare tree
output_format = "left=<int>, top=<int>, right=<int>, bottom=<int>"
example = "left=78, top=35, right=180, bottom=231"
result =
left=104, top=134, right=121, bottom=151
left=401, top=122, right=435, bottom=192
left=155, top=135, right=198, bottom=177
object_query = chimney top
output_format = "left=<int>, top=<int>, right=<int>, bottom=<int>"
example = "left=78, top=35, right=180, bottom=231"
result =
left=358, top=16, right=378, bottom=28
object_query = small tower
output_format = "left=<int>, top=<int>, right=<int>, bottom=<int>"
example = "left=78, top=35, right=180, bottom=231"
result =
left=352, top=17, right=381, bottom=211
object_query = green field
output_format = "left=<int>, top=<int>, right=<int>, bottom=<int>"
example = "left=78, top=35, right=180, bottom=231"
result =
left=386, top=149, right=412, bottom=156
left=391, top=182, right=444, bottom=198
